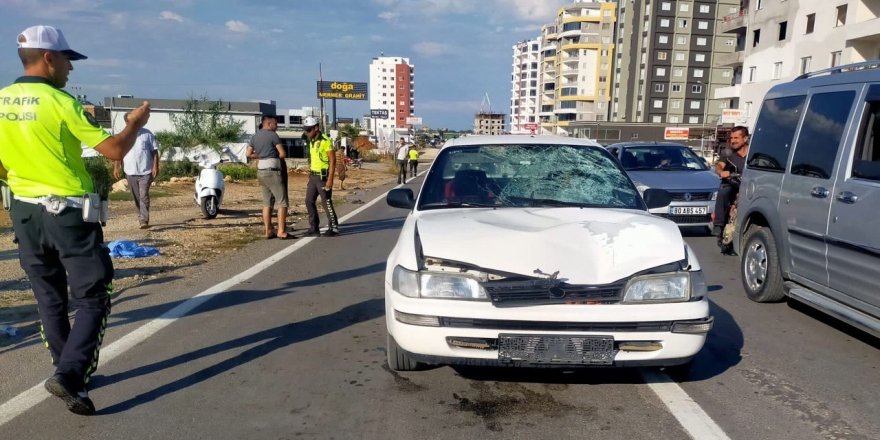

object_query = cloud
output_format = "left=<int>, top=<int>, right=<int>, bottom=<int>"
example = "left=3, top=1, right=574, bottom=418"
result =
left=159, top=11, right=184, bottom=22
left=412, top=41, right=451, bottom=57
left=269, top=28, right=284, bottom=34
left=378, top=11, right=399, bottom=21
left=512, top=24, right=541, bottom=33
left=225, top=20, right=250, bottom=33
left=417, top=100, right=480, bottom=112
left=500, top=0, right=564, bottom=22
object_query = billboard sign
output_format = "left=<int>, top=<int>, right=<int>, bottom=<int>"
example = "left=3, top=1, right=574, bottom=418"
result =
left=664, top=127, right=690, bottom=140
left=405, top=116, right=423, bottom=125
left=720, top=109, right=744, bottom=124
left=524, top=123, right=538, bottom=130
left=370, top=109, right=389, bottom=119
left=317, top=81, right=368, bottom=100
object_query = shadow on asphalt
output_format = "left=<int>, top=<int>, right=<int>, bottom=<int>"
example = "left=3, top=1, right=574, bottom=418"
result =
left=786, top=299, right=880, bottom=349
left=339, top=217, right=406, bottom=235
left=91, top=297, right=384, bottom=415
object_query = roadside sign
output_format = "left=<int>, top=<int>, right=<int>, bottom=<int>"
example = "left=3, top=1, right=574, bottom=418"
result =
left=524, top=123, right=538, bottom=130
left=406, top=116, right=422, bottom=125
left=317, top=81, right=368, bottom=100
left=664, top=127, right=690, bottom=140
left=370, top=109, right=389, bottom=119
left=720, top=109, right=744, bottom=124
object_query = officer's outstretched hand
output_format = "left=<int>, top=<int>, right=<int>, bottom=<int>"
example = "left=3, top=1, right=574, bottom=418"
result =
left=127, top=101, right=151, bottom=129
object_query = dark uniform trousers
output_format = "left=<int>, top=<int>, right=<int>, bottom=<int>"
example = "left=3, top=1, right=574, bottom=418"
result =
left=409, top=159, right=418, bottom=178
left=397, top=160, right=407, bottom=184
left=305, top=172, right=339, bottom=233
left=713, top=182, right=740, bottom=228
left=10, top=199, right=113, bottom=389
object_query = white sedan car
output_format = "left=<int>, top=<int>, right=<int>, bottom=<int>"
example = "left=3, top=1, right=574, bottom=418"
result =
left=384, top=135, right=712, bottom=371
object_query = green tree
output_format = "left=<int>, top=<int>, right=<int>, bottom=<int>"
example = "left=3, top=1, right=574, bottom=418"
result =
left=338, top=123, right=360, bottom=148
left=155, top=95, right=245, bottom=157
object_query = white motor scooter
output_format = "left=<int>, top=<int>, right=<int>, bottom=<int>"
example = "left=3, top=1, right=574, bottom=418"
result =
left=192, top=148, right=232, bottom=219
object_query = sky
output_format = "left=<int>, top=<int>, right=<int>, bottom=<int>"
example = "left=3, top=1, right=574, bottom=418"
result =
left=0, top=0, right=572, bottom=130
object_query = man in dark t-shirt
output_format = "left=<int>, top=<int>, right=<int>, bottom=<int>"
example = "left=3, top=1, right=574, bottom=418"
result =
left=713, top=125, right=750, bottom=243
left=247, top=115, right=290, bottom=239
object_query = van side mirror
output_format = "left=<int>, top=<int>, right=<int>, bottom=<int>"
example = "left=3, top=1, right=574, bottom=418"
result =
left=643, top=188, right=672, bottom=209
left=387, top=188, right=415, bottom=209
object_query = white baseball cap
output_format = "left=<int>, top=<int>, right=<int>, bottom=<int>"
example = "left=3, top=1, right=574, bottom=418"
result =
left=303, top=116, right=319, bottom=128
left=17, top=25, right=87, bottom=60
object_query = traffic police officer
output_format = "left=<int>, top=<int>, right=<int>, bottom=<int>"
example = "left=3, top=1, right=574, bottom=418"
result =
left=0, top=25, right=150, bottom=415
left=302, top=116, right=339, bottom=236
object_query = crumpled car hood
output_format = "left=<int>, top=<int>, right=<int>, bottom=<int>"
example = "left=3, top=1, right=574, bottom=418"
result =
left=627, top=170, right=720, bottom=191
left=415, top=208, right=685, bottom=285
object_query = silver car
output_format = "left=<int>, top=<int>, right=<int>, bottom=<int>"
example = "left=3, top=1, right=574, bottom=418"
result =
left=606, top=142, right=719, bottom=233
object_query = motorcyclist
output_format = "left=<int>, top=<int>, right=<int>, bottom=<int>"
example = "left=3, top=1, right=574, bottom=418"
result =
left=714, top=125, right=750, bottom=254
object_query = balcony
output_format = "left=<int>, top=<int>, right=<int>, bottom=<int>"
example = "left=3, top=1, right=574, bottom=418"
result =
left=718, top=9, right=748, bottom=34
left=846, top=17, right=880, bottom=44
left=714, top=84, right=741, bottom=100
left=714, top=51, right=745, bottom=68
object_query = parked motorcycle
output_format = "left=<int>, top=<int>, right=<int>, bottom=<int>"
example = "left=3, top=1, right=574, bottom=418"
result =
left=193, top=148, right=232, bottom=219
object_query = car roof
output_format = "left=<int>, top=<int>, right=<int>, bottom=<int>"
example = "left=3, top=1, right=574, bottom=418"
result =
left=606, top=141, right=687, bottom=149
left=765, top=61, right=880, bottom=99
left=441, top=134, right=602, bottom=149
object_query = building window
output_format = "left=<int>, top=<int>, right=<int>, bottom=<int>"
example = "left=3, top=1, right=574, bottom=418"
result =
left=756, top=0, right=763, bottom=10
left=699, top=4, right=710, bottom=13
left=680, top=3, right=689, bottom=12
left=677, top=36, right=687, bottom=45
left=831, top=51, right=842, bottom=67
left=654, top=100, right=664, bottom=109
left=670, top=115, right=680, bottom=123
left=753, top=29, right=760, bottom=47
left=689, top=116, right=700, bottom=124
left=661, top=2, right=671, bottom=11
left=672, top=84, right=682, bottom=92
left=778, top=21, right=787, bottom=40
left=679, top=19, right=688, bottom=29
left=698, top=21, right=709, bottom=30
left=694, top=69, right=705, bottom=78
left=652, top=115, right=662, bottom=123
left=806, top=13, right=815, bottom=34
left=695, top=53, right=706, bottom=62
left=656, top=67, right=667, bottom=76
left=836, top=5, right=847, bottom=26
left=658, top=51, right=668, bottom=60
left=674, top=68, right=684, bottom=77
left=660, top=18, right=670, bottom=27
left=800, top=56, right=812, bottom=74
left=696, top=37, right=707, bottom=46
left=722, top=70, right=732, bottom=78
left=671, top=100, right=682, bottom=109
left=692, top=84, right=703, bottom=93
left=726, top=38, right=735, bottom=46
left=655, top=83, right=666, bottom=92
left=675, top=52, right=686, bottom=61
left=659, top=35, right=669, bottom=44
left=749, top=66, right=757, bottom=82
left=773, top=62, right=782, bottom=79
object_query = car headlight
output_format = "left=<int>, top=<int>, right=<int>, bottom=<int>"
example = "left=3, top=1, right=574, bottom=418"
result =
left=622, top=272, right=702, bottom=303
left=392, top=265, right=489, bottom=300
left=711, top=191, right=718, bottom=201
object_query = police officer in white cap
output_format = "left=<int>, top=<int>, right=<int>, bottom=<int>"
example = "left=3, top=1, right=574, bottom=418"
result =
left=0, top=25, right=150, bottom=415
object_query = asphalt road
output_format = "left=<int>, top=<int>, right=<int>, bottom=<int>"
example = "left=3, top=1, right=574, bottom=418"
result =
left=0, top=174, right=878, bottom=440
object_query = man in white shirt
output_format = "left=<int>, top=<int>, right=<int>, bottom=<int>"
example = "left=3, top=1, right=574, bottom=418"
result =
left=396, top=137, right=409, bottom=184
left=113, top=112, right=159, bottom=228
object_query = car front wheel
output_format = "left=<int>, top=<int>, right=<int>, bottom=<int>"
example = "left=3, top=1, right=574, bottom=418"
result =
left=741, top=226, right=785, bottom=302
left=386, top=333, right=423, bottom=371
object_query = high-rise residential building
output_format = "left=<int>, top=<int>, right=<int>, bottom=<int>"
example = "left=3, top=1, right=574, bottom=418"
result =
left=474, top=112, right=506, bottom=135
left=510, top=39, right=542, bottom=134
left=369, top=56, right=414, bottom=145
left=613, top=0, right=730, bottom=125
left=538, top=0, right=617, bottom=135
left=715, top=0, right=880, bottom=128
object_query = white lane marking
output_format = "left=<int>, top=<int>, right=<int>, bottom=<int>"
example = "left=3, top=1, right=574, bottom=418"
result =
left=641, top=369, right=732, bottom=440
left=0, top=183, right=395, bottom=426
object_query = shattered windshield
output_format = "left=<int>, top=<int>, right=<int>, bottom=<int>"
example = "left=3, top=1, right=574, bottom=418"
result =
left=620, top=146, right=709, bottom=171
left=418, top=144, right=643, bottom=210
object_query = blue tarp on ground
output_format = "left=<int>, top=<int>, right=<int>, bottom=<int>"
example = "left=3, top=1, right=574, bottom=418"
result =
left=107, top=240, right=160, bottom=258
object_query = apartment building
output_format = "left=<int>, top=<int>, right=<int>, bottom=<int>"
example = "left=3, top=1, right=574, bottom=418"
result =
left=474, top=112, right=506, bottom=135
left=537, top=0, right=617, bottom=135
left=715, top=0, right=880, bottom=128
left=613, top=0, right=730, bottom=126
left=368, top=56, right=415, bottom=144
left=510, top=39, right=542, bottom=134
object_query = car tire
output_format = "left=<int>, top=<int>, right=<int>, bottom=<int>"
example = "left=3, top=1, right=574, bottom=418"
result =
left=200, top=195, right=219, bottom=219
left=741, top=226, right=785, bottom=302
left=386, top=333, right=423, bottom=371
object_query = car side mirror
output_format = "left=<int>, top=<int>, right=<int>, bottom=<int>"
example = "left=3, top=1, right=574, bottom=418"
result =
left=643, top=188, right=672, bottom=209
left=387, top=188, right=415, bottom=209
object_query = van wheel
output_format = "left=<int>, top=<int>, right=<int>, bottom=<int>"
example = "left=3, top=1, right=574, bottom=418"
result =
left=386, top=333, right=422, bottom=371
left=741, top=226, right=785, bottom=302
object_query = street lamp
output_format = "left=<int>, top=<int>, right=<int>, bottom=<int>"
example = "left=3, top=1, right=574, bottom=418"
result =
left=697, top=80, right=711, bottom=158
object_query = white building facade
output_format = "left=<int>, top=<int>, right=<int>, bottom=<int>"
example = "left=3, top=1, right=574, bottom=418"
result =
left=510, top=39, right=542, bottom=134
left=368, top=56, right=415, bottom=150
left=715, top=0, right=880, bottom=128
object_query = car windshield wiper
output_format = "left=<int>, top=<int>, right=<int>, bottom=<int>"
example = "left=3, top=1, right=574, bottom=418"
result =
left=625, top=166, right=654, bottom=171
left=420, top=201, right=497, bottom=209
left=529, top=198, right=603, bottom=208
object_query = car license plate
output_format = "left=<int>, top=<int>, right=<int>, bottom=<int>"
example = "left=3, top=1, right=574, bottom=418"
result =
left=670, top=206, right=707, bottom=215
left=497, top=334, right=614, bottom=365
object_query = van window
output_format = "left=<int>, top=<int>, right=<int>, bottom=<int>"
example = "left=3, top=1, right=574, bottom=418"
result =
left=790, top=91, right=856, bottom=179
left=748, top=95, right=806, bottom=171
left=853, top=100, right=880, bottom=181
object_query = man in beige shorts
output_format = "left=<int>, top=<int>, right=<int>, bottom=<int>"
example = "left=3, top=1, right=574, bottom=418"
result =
left=246, top=115, right=290, bottom=239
